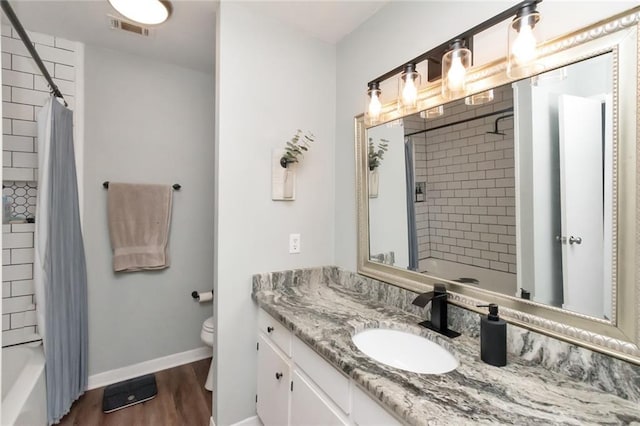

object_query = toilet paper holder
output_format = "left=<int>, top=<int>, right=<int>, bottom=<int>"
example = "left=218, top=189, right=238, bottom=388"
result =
left=191, top=290, right=214, bottom=301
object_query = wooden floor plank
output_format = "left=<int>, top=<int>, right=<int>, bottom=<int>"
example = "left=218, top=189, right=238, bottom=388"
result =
left=57, top=358, right=213, bottom=426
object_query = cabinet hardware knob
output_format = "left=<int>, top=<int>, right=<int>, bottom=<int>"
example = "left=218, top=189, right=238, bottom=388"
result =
left=275, top=372, right=283, bottom=380
left=569, top=236, right=582, bottom=245
left=267, top=326, right=274, bottom=333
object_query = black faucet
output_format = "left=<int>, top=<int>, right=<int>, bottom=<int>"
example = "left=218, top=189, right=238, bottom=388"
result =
left=412, top=283, right=460, bottom=338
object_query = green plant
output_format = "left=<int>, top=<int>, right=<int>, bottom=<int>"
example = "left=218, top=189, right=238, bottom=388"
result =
left=280, top=129, right=315, bottom=168
left=368, top=137, right=389, bottom=170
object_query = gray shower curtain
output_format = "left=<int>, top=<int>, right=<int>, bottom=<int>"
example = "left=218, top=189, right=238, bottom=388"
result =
left=405, top=138, right=419, bottom=271
left=35, top=97, right=88, bottom=425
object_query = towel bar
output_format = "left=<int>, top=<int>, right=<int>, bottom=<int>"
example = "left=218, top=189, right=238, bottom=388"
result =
left=102, top=182, right=181, bottom=190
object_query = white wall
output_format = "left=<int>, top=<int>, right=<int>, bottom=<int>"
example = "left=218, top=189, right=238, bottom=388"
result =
left=83, top=45, right=214, bottom=376
left=215, top=2, right=336, bottom=425
left=334, top=1, right=635, bottom=271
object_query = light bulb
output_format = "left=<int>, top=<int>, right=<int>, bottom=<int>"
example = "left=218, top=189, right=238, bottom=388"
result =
left=402, top=77, right=417, bottom=106
left=512, top=22, right=537, bottom=65
left=368, top=92, right=382, bottom=119
left=447, top=56, right=466, bottom=92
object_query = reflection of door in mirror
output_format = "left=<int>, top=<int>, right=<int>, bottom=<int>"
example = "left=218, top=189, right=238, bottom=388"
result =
left=514, top=53, right=613, bottom=320
left=368, top=122, right=410, bottom=269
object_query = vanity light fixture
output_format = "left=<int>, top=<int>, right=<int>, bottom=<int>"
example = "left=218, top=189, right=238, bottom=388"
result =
left=398, top=63, right=421, bottom=110
left=363, top=0, right=542, bottom=123
left=108, top=0, right=171, bottom=25
left=366, top=82, right=382, bottom=124
left=465, top=89, right=495, bottom=106
left=507, top=1, right=543, bottom=78
left=420, top=105, right=444, bottom=119
left=442, top=40, right=471, bottom=100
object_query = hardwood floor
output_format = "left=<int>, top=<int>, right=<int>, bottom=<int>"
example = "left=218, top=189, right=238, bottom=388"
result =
left=58, top=358, right=213, bottom=426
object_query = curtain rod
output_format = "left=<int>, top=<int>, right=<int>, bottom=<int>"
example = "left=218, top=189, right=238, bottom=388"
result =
left=0, top=0, right=67, bottom=106
left=405, top=107, right=514, bottom=138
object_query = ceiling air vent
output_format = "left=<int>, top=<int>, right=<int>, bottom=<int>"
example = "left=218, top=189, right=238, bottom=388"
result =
left=108, top=15, right=151, bottom=37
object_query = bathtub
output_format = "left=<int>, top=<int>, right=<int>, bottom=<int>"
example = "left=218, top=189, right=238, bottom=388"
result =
left=419, top=258, right=517, bottom=296
left=2, top=343, right=47, bottom=426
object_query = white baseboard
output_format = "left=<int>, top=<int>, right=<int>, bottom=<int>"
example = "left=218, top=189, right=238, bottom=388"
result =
left=88, top=346, right=212, bottom=390
left=230, top=416, right=261, bottom=426
left=210, top=417, right=215, bottom=426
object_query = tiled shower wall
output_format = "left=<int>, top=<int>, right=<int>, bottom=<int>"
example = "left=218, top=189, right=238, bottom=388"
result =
left=408, top=85, right=517, bottom=274
left=2, top=26, right=77, bottom=346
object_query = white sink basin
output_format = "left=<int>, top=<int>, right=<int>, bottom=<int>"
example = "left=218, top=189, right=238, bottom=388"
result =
left=352, top=328, right=458, bottom=374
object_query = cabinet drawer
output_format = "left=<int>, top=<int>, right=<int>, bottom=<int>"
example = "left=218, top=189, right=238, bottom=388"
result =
left=291, top=370, right=348, bottom=426
left=259, top=309, right=292, bottom=356
left=292, top=336, right=350, bottom=414
left=352, top=385, right=401, bottom=426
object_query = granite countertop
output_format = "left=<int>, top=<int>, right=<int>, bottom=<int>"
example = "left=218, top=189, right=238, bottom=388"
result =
left=252, top=269, right=640, bottom=426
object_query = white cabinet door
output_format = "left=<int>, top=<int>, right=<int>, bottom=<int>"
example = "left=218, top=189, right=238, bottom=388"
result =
left=257, top=334, right=291, bottom=426
left=291, top=370, right=348, bottom=426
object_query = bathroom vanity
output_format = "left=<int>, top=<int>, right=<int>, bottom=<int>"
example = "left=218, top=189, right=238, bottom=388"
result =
left=252, top=267, right=640, bottom=425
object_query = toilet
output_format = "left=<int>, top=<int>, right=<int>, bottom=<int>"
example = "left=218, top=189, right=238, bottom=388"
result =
left=201, top=316, right=214, bottom=391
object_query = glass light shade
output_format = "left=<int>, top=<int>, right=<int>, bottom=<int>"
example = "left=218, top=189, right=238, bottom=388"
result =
left=442, top=45, right=471, bottom=100
left=507, top=10, right=543, bottom=78
left=465, top=89, right=495, bottom=106
left=397, top=64, right=421, bottom=112
left=108, top=0, right=170, bottom=25
left=420, top=105, right=444, bottom=119
left=365, top=83, right=382, bottom=125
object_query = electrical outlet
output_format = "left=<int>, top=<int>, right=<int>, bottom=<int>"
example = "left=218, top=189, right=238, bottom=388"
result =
left=289, top=233, right=301, bottom=254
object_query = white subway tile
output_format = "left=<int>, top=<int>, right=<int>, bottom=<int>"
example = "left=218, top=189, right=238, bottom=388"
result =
left=3, top=232, right=33, bottom=249
left=11, top=120, right=37, bottom=136
left=1, top=36, right=29, bottom=56
left=11, top=87, right=49, bottom=106
left=11, top=279, right=34, bottom=297
left=2, top=84, right=10, bottom=101
left=11, top=54, right=54, bottom=76
left=1, top=25, right=11, bottom=38
left=2, top=68, right=33, bottom=89
left=3, top=167, right=33, bottom=181
left=54, top=38, right=76, bottom=51
left=3, top=135, right=33, bottom=152
left=54, top=63, right=74, bottom=81
left=3, top=102, right=33, bottom=120
left=2, top=249, right=10, bottom=265
left=3, top=151, right=11, bottom=167
left=34, top=77, right=74, bottom=96
left=2, top=314, right=9, bottom=331
left=2, top=224, right=11, bottom=233
left=2, top=281, right=9, bottom=298
left=11, top=223, right=35, bottom=233
left=2, top=326, right=38, bottom=346
left=2, top=295, right=33, bottom=314
left=3, top=264, right=32, bottom=281
left=34, top=44, right=75, bottom=66
left=11, top=248, right=34, bottom=264
left=3, top=118, right=12, bottom=134
left=28, top=31, right=55, bottom=47
left=12, top=152, right=37, bottom=168
left=9, top=310, right=36, bottom=328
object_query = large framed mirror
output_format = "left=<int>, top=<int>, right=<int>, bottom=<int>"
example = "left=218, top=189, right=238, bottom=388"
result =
left=355, top=7, right=640, bottom=363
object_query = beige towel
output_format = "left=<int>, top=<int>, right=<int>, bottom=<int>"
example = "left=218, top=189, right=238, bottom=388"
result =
left=107, top=183, right=173, bottom=272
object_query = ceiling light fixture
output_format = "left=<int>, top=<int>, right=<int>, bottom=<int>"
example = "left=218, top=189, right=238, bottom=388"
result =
left=108, top=0, right=171, bottom=25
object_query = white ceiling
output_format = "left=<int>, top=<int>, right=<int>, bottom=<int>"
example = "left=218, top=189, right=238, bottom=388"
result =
left=240, top=1, right=389, bottom=44
left=1, top=1, right=388, bottom=73
left=3, top=0, right=217, bottom=73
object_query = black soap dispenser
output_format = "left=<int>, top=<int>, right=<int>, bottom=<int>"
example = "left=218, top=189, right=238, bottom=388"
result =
left=477, top=303, right=507, bottom=367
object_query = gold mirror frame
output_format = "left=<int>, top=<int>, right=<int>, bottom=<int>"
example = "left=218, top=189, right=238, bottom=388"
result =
left=355, top=7, right=640, bottom=364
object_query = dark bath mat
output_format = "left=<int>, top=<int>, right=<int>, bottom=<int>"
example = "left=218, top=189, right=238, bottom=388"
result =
left=102, top=373, right=157, bottom=413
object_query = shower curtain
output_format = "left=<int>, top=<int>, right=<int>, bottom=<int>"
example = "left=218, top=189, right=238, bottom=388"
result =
left=34, top=97, right=88, bottom=425
left=405, top=138, right=419, bottom=271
